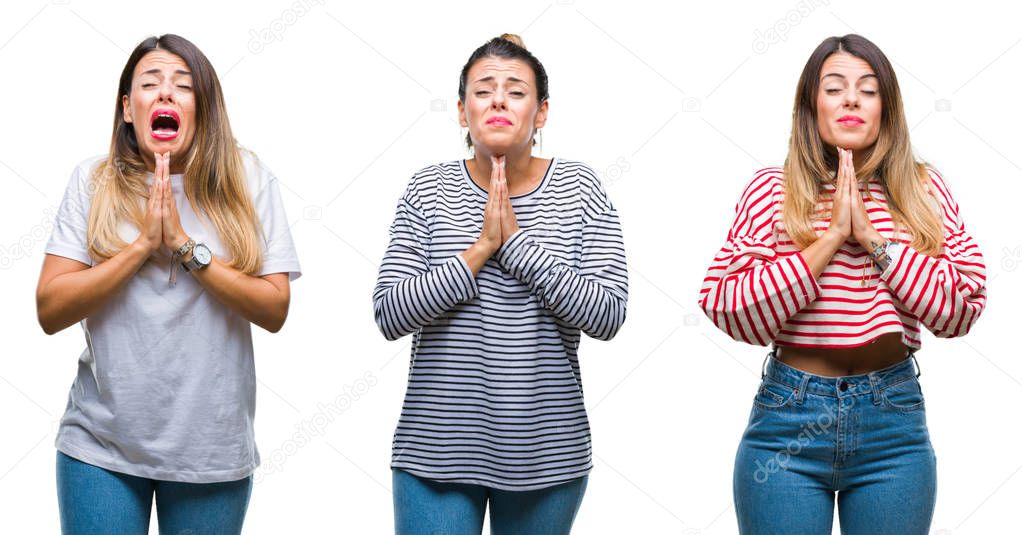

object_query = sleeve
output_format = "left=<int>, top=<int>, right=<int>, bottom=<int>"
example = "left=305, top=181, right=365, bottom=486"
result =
left=493, top=188, right=629, bottom=341
left=878, top=169, right=986, bottom=337
left=698, top=173, right=821, bottom=346
left=372, top=188, right=480, bottom=341
left=253, top=171, right=302, bottom=281
left=44, top=164, right=94, bottom=266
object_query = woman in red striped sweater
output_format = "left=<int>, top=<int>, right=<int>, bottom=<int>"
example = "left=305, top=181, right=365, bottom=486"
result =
left=699, top=34, right=987, bottom=534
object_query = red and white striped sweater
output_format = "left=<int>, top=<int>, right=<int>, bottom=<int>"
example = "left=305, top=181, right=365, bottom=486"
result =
left=699, top=167, right=986, bottom=349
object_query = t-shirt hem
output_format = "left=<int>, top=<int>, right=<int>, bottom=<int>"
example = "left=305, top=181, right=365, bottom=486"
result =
left=390, top=462, right=592, bottom=492
left=56, top=439, right=257, bottom=484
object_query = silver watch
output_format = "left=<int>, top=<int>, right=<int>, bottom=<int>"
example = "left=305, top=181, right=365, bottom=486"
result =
left=182, top=243, right=212, bottom=272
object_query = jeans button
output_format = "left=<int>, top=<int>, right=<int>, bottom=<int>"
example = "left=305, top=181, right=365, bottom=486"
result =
left=839, top=381, right=849, bottom=392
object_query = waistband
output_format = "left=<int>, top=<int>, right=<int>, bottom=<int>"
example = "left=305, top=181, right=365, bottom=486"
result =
left=762, top=348, right=919, bottom=401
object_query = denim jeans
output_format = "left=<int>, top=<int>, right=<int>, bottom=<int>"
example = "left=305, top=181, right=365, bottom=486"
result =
left=56, top=452, right=252, bottom=535
left=733, top=353, right=936, bottom=534
left=392, top=469, right=587, bottom=535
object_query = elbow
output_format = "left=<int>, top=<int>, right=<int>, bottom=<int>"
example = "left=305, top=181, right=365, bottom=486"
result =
left=259, top=297, right=290, bottom=334
left=36, top=299, right=60, bottom=335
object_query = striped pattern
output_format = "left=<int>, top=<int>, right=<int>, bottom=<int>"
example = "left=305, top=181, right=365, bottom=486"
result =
left=373, top=158, right=628, bottom=491
left=699, top=167, right=986, bottom=349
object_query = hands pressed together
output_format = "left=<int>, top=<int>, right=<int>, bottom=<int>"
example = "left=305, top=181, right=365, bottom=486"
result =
left=136, top=152, right=191, bottom=256
left=476, top=155, right=520, bottom=256
left=825, top=148, right=885, bottom=250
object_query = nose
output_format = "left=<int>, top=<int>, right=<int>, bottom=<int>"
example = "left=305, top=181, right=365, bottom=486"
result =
left=842, top=90, right=859, bottom=109
left=491, top=90, right=507, bottom=111
left=157, top=80, right=175, bottom=103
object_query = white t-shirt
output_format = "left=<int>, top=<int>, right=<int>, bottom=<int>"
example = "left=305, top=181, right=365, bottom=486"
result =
left=45, top=151, right=301, bottom=483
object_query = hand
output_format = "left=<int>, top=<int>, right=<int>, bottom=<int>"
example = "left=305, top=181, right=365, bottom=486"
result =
left=136, top=164, right=164, bottom=253
left=824, top=148, right=853, bottom=242
left=157, top=152, right=189, bottom=252
left=475, top=155, right=504, bottom=255
left=844, top=149, right=883, bottom=248
left=495, top=156, right=519, bottom=241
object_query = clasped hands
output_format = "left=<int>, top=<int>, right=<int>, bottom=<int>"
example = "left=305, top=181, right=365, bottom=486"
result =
left=135, top=152, right=191, bottom=257
left=826, top=148, right=885, bottom=250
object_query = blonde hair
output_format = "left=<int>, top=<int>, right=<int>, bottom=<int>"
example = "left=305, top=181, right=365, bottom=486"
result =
left=87, top=34, right=263, bottom=274
left=782, top=34, right=943, bottom=256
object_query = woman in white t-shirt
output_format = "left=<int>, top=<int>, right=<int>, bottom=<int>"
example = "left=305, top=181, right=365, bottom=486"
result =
left=36, top=34, right=301, bottom=535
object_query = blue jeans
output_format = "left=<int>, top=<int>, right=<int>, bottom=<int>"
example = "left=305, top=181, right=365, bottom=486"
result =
left=733, top=353, right=937, bottom=534
left=392, top=469, right=588, bottom=535
left=56, top=452, right=252, bottom=535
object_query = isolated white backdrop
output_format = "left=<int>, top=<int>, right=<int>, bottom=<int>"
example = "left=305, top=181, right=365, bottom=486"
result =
left=0, top=1, right=1018, bottom=533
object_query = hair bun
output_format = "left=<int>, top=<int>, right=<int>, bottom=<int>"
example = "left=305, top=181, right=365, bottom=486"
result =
left=499, top=33, right=526, bottom=49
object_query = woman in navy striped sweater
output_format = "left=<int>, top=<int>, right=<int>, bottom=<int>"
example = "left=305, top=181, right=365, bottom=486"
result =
left=374, top=34, right=628, bottom=535
left=700, top=34, right=986, bottom=534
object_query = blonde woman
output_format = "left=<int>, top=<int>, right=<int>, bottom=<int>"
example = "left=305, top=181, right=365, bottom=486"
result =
left=37, top=35, right=300, bottom=534
left=374, top=34, right=628, bottom=534
left=699, top=35, right=986, bottom=534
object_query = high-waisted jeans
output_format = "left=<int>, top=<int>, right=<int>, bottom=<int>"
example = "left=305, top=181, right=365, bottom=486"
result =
left=733, top=352, right=936, bottom=534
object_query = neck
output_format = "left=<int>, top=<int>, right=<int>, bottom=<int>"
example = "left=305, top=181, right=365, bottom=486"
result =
left=472, top=148, right=533, bottom=190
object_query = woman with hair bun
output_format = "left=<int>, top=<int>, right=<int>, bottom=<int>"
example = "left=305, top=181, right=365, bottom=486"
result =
left=374, top=33, right=628, bottom=534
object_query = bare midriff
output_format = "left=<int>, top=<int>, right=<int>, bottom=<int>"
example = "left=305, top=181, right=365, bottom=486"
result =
left=775, top=332, right=911, bottom=377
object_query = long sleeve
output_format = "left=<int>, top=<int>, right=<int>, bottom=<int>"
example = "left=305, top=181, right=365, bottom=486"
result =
left=494, top=206, right=629, bottom=341
left=879, top=169, right=986, bottom=338
left=372, top=195, right=479, bottom=341
left=699, top=171, right=821, bottom=346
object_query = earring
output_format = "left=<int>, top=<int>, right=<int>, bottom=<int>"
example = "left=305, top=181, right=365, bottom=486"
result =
left=538, top=129, right=543, bottom=154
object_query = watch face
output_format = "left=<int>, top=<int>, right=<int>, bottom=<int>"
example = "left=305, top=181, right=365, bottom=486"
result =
left=194, top=244, right=212, bottom=264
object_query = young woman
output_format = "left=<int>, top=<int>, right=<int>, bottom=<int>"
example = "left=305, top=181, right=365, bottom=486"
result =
left=37, top=34, right=301, bottom=534
left=373, top=34, right=628, bottom=535
left=699, top=34, right=986, bottom=534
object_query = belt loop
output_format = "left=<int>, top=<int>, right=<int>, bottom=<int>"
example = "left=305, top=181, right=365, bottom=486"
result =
left=868, top=373, right=882, bottom=405
left=910, top=352, right=921, bottom=378
left=796, top=374, right=810, bottom=405
left=762, top=347, right=774, bottom=379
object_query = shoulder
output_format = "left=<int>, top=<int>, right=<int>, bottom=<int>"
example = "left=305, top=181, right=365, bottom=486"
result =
left=401, top=160, right=465, bottom=207
left=549, top=158, right=613, bottom=213
left=922, top=165, right=957, bottom=207
left=73, top=154, right=109, bottom=183
left=238, top=148, right=278, bottom=195
left=736, top=167, right=785, bottom=211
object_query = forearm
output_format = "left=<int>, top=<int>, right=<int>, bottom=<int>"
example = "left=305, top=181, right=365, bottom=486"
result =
left=37, top=242, right=151, bottom=334
left=802, top=230, right=845, bottom=279
left=373, top=254, right=479, bottom=340
left=188, top=258, right=290, bottom=333
left=459, top=240, right=497, bottom=275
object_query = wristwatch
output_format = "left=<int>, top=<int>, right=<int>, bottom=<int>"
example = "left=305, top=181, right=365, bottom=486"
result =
left=182, top=243, right=212, bottom=272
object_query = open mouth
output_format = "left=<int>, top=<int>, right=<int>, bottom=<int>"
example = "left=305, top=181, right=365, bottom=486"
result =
left=150, top=109, right=180, bottom=140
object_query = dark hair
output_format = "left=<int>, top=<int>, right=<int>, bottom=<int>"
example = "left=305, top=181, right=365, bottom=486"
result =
left=113, top=34, right=229, bottom=169
left=458, top=33, right=549, bottom=148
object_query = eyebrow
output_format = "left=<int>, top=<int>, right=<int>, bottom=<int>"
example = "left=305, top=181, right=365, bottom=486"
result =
left=821, top=73, right=878, bottom=82
left=472, top=75, right=530, bottom=86
left=140, top=68, right=192, bottom=76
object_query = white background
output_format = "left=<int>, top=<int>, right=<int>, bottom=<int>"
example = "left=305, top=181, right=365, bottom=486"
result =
left=0, top=1, right=1018, bottom=533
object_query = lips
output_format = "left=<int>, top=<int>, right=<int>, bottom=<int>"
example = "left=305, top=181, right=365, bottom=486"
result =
left=150, top=109, right=181, bottom=140
left=837, top=115, right=865, bottom=126
left=486, top=116, right=512, bottom=127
